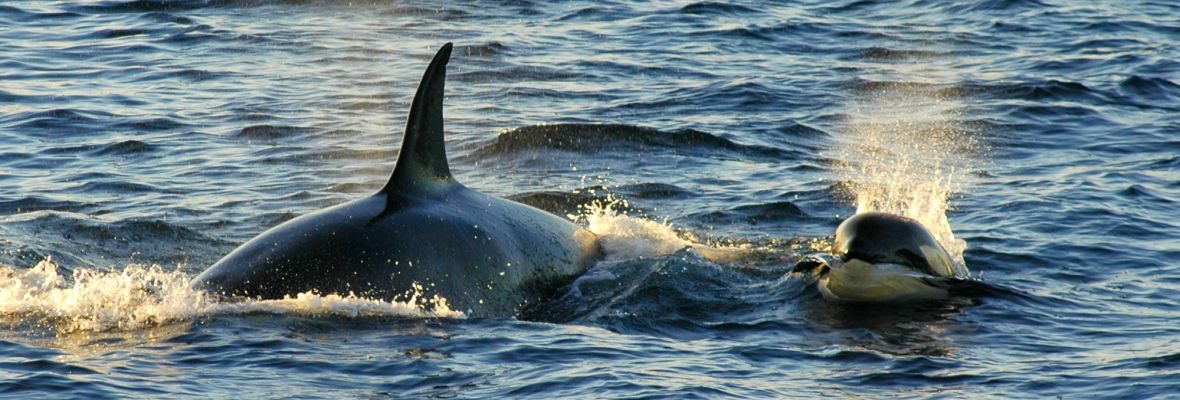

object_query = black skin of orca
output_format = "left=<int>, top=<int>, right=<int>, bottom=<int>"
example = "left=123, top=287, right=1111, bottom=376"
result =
left=834, top=212, right=956, bottom=277
left=796, top=212, right=956, bottom=278
left=192, top=43, right=601, bottom=317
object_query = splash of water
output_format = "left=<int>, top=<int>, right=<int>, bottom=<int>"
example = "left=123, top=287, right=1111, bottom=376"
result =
left=0, top=257, right=462, bottom=333
left=833, top=81, right=981, bottom=267
left=0, top=184, right=795, bottom=334
left=572, top=192, right=754, bottom=263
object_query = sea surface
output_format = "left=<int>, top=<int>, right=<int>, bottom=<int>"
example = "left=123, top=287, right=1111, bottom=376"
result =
left=2, top=0, right=1178, bottom=398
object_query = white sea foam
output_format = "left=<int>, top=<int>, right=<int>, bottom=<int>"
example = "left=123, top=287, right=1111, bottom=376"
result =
left=0, top=257, right=462, bottom=333
left=573, top=193, right=752, bottom=263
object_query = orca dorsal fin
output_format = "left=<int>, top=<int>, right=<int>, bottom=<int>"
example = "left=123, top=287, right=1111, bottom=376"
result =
left=383, top=42, right=456, bottom=195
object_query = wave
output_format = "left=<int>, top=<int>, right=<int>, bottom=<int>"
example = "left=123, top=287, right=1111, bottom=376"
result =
left=509, top=183, right=695, bottom=217
left=79, top=28, right=152, bottom=40
left=2, top=109, right=112, bottom=131
left=1118, top=75, right=1180, bottom=102
left=853, top=78, right=1123, bottom=112
left=377, top=5, right=471, bottom=20
left=449, top=65, right=586, bottom=83
left=111, top=117, right=189, bottom=132
left=858, top=47, right=959, bottom=61
left=0, top=257, right=462, bottom=334
left=525, top=252, right=756, bottom=327
left=67, top=0, right=219, bottom=13
left=456, top=41, right=508, bottom=58
left=64, top=0, right=335, bottom=13
left=41, top=139, right=156, bottom=157
left=0, top=211, right=221, bottom=269
left=235, top=124, right=313, bottom=141
left=471, top=123, right=796, bottom=160
left=692, top=201, right=810, bottom=226
left=691, top=21, right=832, bottom=43
left=943, top=0, right=1052, bottom=13
left=555, top=6, right=616, bottom=22
left=0, top=4, right=82, bottom=22
left=677, top=2, right=760, bottom=15
left=613, top=182, right=694, bottom=199
left=987, top=80, right=1103, bottom=102
left=508, top=190, right=607, bottom=220
left=0, top=197, right=94, bottom=215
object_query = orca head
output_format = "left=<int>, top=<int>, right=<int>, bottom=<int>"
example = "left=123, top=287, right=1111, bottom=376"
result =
left=832, top=212, right=956, bottom=278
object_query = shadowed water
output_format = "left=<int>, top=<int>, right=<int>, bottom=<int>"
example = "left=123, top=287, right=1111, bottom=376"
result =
left=2, top=0, right=1179, bottom=398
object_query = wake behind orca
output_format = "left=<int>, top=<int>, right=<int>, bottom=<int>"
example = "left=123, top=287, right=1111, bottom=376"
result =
left=193, top=43, right=601, bottom=317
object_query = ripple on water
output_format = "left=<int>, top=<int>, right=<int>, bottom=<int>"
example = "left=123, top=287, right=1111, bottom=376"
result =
left=473, top=123, right=798, bottom=161
left=234, top=124, right=314, bottom=142
left=3, top=109, right=110, bottom=132
left=1, top=0, right=1179, bottom=398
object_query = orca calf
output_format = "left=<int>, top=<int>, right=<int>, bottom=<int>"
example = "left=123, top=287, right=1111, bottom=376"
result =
left=795, top=212, right=970, bottom=302
left=193, top=43, right=601, bottom=317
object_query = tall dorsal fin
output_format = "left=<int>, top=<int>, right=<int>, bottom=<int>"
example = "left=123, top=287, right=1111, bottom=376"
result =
left=383, top=42, right=456, bottom=195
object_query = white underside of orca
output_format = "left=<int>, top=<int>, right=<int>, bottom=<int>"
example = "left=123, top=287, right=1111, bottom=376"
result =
left=817, top=260, right=950, bottom=303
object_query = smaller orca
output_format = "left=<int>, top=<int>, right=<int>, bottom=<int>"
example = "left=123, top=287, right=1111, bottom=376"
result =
left=794, top=212, right=970, bottom=302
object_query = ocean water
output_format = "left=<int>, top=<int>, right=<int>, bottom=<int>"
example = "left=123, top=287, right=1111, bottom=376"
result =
left=2, top=0, right=1178, bottom=398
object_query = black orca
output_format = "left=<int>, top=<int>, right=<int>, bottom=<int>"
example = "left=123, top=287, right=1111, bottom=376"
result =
left=193, top=43, right=601, bottom=317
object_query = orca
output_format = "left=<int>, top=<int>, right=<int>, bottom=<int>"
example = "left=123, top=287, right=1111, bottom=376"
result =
left=794, top=212, right=969, bottom=302
left=192, top=43, right=601, bottom=317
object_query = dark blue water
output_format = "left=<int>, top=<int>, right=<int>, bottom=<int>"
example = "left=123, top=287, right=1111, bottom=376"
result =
left=2, top=0, right=1179, bottom=398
